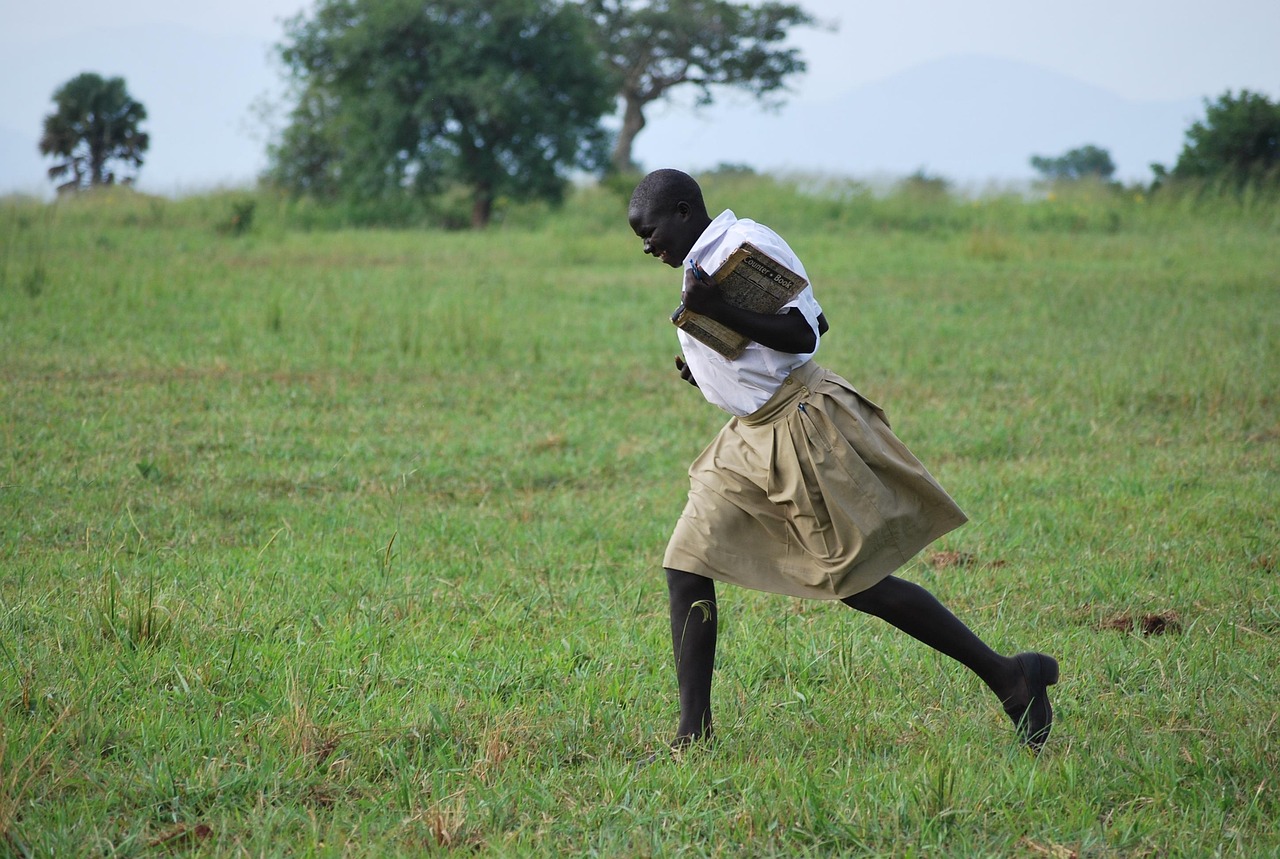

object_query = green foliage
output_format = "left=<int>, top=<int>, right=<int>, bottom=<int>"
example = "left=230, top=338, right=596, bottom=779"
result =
left=706, top=161, right=757, bottom=177
left=269, top=0, right=613, bottom=228
left=1160, top=89, right=1280, bottom=190
left=579, top=0, right=818, bottom=172
left=39, top=72, right=149, bottom=192
left=897, top=167, right=952, bottom=200
left=262, top=84, right=341, bottom=200
left=215, top=198, right=257, bottom=236
left=1030, top=144, right=1116, bottom=183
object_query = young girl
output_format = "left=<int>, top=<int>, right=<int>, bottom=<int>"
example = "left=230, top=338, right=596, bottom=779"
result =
left=627, top=169, right=1059, bottom=751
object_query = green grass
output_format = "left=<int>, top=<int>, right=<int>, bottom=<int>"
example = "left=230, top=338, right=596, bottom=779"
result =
left=1, top=180, right=1278, bottom=856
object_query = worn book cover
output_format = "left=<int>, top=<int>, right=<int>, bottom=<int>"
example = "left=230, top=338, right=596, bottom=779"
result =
left=671, top=242, right=809, bottom=359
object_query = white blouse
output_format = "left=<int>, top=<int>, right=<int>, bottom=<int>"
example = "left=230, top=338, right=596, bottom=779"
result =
left=677, top=210, right=824, bottom=416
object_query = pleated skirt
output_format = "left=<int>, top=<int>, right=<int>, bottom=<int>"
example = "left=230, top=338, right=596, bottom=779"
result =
left=663, top=361, right=968, bottom=599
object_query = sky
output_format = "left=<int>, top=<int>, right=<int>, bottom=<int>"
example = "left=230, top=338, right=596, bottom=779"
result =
left=2, top=0, right=1278, bottom=195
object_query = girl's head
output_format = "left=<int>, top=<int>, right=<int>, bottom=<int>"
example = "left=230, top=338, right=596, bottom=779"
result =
left=628, top=169, right=711, bottom=268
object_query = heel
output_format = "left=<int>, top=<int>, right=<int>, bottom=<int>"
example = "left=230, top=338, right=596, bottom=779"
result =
left=1039, top=654, right=1060, bottom=686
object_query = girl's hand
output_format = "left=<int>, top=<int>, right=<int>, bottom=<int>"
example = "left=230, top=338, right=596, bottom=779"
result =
left=674, top=355, right=699, bottom=387
left=682, top=262, right=720, bottom=315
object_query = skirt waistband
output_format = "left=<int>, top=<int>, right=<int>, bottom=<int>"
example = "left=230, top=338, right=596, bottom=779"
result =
left=740, top=361, right=825, bottom=426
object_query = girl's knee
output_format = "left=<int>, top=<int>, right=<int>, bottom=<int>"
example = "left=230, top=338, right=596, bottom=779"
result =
left=842, top=575, right=915, bottom=615
left=666, top=568, right=715, bottom=602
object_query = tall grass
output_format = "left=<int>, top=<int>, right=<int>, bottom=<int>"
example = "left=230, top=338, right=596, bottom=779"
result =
left=1, top=178, right=1277, bottom=856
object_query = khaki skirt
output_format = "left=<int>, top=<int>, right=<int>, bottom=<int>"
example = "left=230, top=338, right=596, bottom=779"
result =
left=663, top=361, right=968, bottom=600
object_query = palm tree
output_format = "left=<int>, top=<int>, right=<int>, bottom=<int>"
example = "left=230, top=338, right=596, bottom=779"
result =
left=40, top=73, right=149, bottom=192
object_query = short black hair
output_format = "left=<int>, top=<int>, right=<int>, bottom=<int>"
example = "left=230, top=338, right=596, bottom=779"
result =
left=629, top=169, right=707, bottom=216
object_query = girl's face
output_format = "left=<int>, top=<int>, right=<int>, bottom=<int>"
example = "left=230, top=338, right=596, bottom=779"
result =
left=628, top=199, right=700, bottom=268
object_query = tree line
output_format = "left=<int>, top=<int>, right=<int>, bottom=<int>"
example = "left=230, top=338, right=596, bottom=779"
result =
left=36, top=1, right=1280, bottom=225
left=264, top=0, right=816, bottom=226
left=1030, top=90, right=1280, bottom=192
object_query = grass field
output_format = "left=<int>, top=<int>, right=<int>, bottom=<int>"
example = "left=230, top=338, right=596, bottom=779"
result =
left=1, top=178, right=1278, bottom=856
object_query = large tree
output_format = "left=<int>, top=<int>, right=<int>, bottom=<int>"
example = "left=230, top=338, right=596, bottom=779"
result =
left=39, top=73, right=149, bottom=192
left=270, top=0, right=613, bottom=227
left=1161, top=89, right=1280, bottom=189
left=579, top=0, right=817, bottom=173
left=1030, top=144, right=1116, bottom=183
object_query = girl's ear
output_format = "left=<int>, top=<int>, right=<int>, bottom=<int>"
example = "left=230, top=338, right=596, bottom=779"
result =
left=675, top=200, right=691, bottom=218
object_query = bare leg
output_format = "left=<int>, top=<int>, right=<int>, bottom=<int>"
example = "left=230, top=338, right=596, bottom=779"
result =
left=842, top=575, right=1058, bottom=748
left=666, top=568, right=717, bottom=745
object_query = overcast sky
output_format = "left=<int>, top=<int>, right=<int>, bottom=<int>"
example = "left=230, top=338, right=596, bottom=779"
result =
left=3, top=0, right=1278, bottom=193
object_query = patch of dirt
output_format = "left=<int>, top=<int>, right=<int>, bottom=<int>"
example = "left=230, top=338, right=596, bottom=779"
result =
left=927, top=551, right=1007, bottom=570
left=148, top=823, right=212, bottom=849
left=1099, top=609, right=1182, bottom=636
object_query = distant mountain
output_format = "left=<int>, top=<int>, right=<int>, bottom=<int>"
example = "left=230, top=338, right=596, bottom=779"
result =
left=632, top=55, right=1204, bottom=186
left=2, top=39, right=1205, bottom=196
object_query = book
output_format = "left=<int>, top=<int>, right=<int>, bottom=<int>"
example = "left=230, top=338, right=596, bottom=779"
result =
left=670, top=242, right=809, bottom=359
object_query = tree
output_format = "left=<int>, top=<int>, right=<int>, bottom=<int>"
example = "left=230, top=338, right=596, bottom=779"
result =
left=578, top=0, right=818, bottom=174
left=1160, top=89, right=1280, bottom=189
left=269, top=0, right=613, bottom=228
left=1029, top=144, right=1115, bottom=183
left=39, top=73, right=149, bottom=192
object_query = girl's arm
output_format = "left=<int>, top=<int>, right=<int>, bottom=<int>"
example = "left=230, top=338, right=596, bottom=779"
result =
left=683, top=264, right=826, bottom=354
